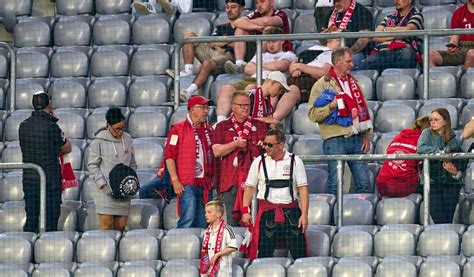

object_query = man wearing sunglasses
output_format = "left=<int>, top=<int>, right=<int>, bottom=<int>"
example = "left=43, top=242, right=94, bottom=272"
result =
left=241, top=129, right=309, bottom=260
left=212, top=92, right=268, bottom=226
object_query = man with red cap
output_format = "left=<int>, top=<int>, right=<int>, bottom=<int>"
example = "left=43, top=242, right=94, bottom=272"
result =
left=164, top=95, right=215, bottom=228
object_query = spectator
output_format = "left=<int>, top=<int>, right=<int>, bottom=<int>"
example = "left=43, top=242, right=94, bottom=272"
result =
left=321, top=0, right=373, bottom=65
left=429, top=1, right=474, bottom=71
left=139, top=165, right=175, bottom=202
left=353, top=0, right=423, bottom=72
left=165, top=95, right=215, bottom=228
left=308, top=47, right=373, bottom=195
left=224, top=0, right=292, bottom=73
left=417, top=108, right=467, bottom=223
left=88, top=108, right=137, bottom=231
left=216, top=71, right=291, bottom=128
left=19, top=91, right=72, bottom=232
left=167, top=0, right=245, bottom=102
left=241, top=129, right=308, bottom=260
left=212, top=92, right=267, bottom=226
left=314, top=0, right=333, bottom=33
left=199, top=199, right=238, bottom=276
left=376, top=116, right=430, bottom=198
left=463, top=118, right=474, bottom=140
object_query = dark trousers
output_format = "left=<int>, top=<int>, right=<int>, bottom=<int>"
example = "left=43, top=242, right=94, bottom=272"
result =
left=23, top=182, right=61, bottom=232
left=258, top=207, right=306, bottom=259
left=429, top=182, right=460, bottom=224
left=221, top=186, right=239, bottom=226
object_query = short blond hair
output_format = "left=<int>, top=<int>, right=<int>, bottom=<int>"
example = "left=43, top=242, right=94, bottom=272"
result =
left=205, top=199, right=225, bottom=215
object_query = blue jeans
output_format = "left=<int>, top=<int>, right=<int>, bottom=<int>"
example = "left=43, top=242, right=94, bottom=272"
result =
left=177, top=185, right=207, bottom=228
left=352, top=52, right=366, bottom=68
left=353, top=47, right=417, bottom=72
left=323, top=135, right=371, bottom=195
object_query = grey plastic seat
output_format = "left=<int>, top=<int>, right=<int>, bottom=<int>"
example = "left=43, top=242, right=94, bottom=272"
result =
left=376, top=259, right=417, bottom=277
left=76, top=201, right=100, bottom=231
left=128, top=108, right=167, bottom=138
left=339, top=197, right=375, bottom=226
left=160, top=263, right=198, bottom=277
left=95, top=0, right=131, bottom=14
left=173, top=17, right=212, bottom=43
left=331, top=230, right=373, bottom=258
left=292, top=104, right=320, bottom=135
left=126, top=203, right=160, bottom=230
left=0, top=49, right=8, bottom=78
left=13, top=17, right=52, bottom=48
left=76, top=236, right=116, bottom=262
left=90, top=46, right=130, bottom=77
left=420, top=0, right=455, bottom=4
left=0, top=172, right=24, bottom=202
left=423, top=8, right=452, bottom=30
left=380, top=68, right=420, bottom=81
left=34, top=236, right=74, bottom=263
left=160, top=233, right=201, bottom=260
left=374, top=132, right=397, bottom=154
left=418, top=229, right=460, bottom=257
left=129, top=77, right=168, bottom=107
left=461, top=72, right=474, bottom=98
left=2, top=142, right=23, bottom=164
left=292, top=135, right=324, bottom=156
left=464, top=260, right=474, bottom=276
left=288, top=261, right=327, bottom=277
left=0, top=201, right=26, bottom=232
left=55, top=110, right=85, bottom=139
left=418, top=102, right=458, bottom=129
left=0, top=237, right=32, bottom=263
left=210, top=73, right=246, bottom=102
left=462, top=229, right=474, bottom=257
left=0, top=0, right=31, bottom=18
left=118, top=233, right=159, bottom=261
left=308, top=194, right=332, bottom=225
left=419, top=260, right=460, bottom=277
left=130, top=45, right=170, bottom=76
left=53, top=15, right=93, bottom=46
left=31, top=267, right=71, bottom=277
left=251, top=257, right=292, bottom=269
left=418, top=72, right=457, bottom=99
left=293, top=13, right=317, bottom=34
left=461, top=104, right=474, bottom=128
left=16, top=48, right=50, bottom=79
left=169, top=106, right=189, bottom=126
left=375, top=104, right=415, bottom=133
left=332, top=259, right=372, bottom=277
left=132, top=140, right=163, bottom=170
left=57, top=205, right=78, bottom=231
left=117, top=265, right=155, bottom=277
left=80, top=175, right=95, bottom=202
left=74, top=266, right=113, bottom=277
left=56, top=0, right=93, bottom=15
left=246, top=263, right=286, bottom=277
left=0, top=268, right=29, bottom=277
left=88, top=77, right=129, bottom=108
left=50, top=46, right=90, bottom=78
left=376, top=197, right=416, bottom=225
left=374, top=229, right=416, bottom=257
left=353, top=74, right=374, bottom=100
left=49, top=78, right=88, bottom=109
left=10, top=78, right=47, bottom=110
left=306, top=167, right=328, bottom=194
left=376, top=74, right=415, bottom=100
left=133, top=15, right=170, bottom=44
left=306, top=227, right=331, bottom=257
left=163, top=200, right=178, bottom=230
left=93, top=14, right=131, bottom=45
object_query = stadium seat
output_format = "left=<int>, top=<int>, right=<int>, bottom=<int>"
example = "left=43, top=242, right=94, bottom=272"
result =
left=80, top=175, right=95, bottom=202
left=117, top=265, right=156, bottom=277
left=306, top=167, right=328, bottom=194
left=332, top=259, right=372, bottom=277
left=308, top=194, right=333, bottom=225
left=0, top=201, right=26, bottom=232
left=419, top=260, right=460, bottom=277
left=56, top=0, right=93, bottom=15
left=418, top=102, right=458, bottom=129
left=126, top=203, right=160, bottom=230
left=132, top=140, right=163, bottom=170
left=376, top=259, right=417, bottom=277
left=374, top=7, right=396, bottom=25
left=381, top=68, right=420, bottom=82
left=374, top=131, right=397, bottom=154
left=461, top=104, right=474, bottom=127
left=55, top=110, right=85, bottom=139
left=0, top=236, right=32, bottom=263
left=163, top=200, right=178, bottom=230
left=210, top=73, right=246, bottom=102
left=95, top=0, right=131, bottom=14
left=426, top=98, right=464, bottom=114
left=49, top=78, right=88, bottom=109
left=376, top=73, right=415, bottom=100
left=50, top=46, right=90, bottom=78
left=0, top=49, right=8, bottom=79
left=124, top=229, right=165, bottom=242
left=34, top=236, right=74, bottom=263
left=331, top=230, right=373, bottom=257
left=88, top=77, right=129, bottom=108
left=10, top=78, right=48, bottom=110
left=287, top=261, right=327, bottom=277
left=375, top=104, right=415, bottom=133
left=292, top=135, right=324, bottom=156
left=418, top=229, right=460, bottom=257
left=128, top=107, right=167, bottom=138
left=81, top=230, right=122, bottom=243
left=90, top=46, right=130, bottom=77
left=118, top=233, right=159, bottom=261
left=464, top=260, right=474, bottom=276
left=0, top=171, right=24, bottom=202
left=251, top=257, right=292, bottom=269
left=462, top=72, right=474, bottom=98
left=292, top=104, right=320, bottom=135
left=13, top=17, right=52, bottom=48
left=374, top=229, right=416, bottom=257
left=423, top=8, right=452, bottom=30
left=425, top=223, right=466, bottom=236
left=57, top=205, right=78, bottom=231
left=74, top=266, right=113, bottom=277
left=129, top=77, right=168, bottom=107
left=133, top=15, right=171, bottom=44
left=246, top=263, right=286, bottom=277
left=2, top=142, right=23, bottom=164
left=53, top=15, right=93, bottom=46
left=420, top=0, right=455, bottom=4
left=93, top=14, right=132, bottom=45
left=160, top=263, right=199, bottom=277
left=0, top=0, right=31, bottom=18
left=130, top=45, right=170, bottom=76
left=76, top=236, right=116, bottom=262
left=293, top=13, right=318, bottom=34
left=16, top=47, right=50, bottom=79
left=306, top=228, right=331, bottom=257
left=173, top=17, right=212, bottom=43
left=417, top=72, right=457, bottom=99
left=76, top=201, right=100, bottom=231
left=354, top=73, right=374, bottom=100
left=462, top=229, right=474, bottom=257
left=169, top=106, right=189, bottom=126
left=337, top=194, right=377, bottom=226
left=0, top=268, right=29, bottom=277
left=160, top=233, right=201, bottom=260
left=431, top=66, right=463, bottom=82
left=376, top=197, right=416, bottom=225
left=31, top=267, right=71, bottom=277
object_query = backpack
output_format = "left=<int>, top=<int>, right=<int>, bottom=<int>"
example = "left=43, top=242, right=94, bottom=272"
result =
left=108, top=163, right=140, bottom=199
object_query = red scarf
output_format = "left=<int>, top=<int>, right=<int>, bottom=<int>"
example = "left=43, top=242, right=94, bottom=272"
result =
left=328, top=0, right=356, bottom=31
left=230, top=114, right=252, bottom=139
left=328, top=67, right=371, bottom=128
left=252, top=87, right=273, bottom=118
left=200, top=219, right=225, bottom=277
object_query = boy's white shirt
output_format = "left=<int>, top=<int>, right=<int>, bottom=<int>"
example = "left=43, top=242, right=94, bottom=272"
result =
left=249, top=50, right=297, bottom=78
left=201, top=222, right=238, bottom=277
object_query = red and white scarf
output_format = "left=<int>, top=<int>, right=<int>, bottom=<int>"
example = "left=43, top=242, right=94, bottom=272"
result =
left=328, top=0, right=356, bottom=31
left=200, top=219, right=225, bottom=277
left=252, top=87, right=273, bottom=118
left=230, top=114, right=252, bottom=139
left=329, top=67, right=372, bottom=133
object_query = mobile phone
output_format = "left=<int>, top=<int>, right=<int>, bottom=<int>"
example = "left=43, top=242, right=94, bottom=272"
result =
left=446, top=43, right=458, bottom=48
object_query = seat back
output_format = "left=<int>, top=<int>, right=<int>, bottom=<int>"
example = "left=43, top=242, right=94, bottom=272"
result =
left=133, top=16, right=170, bottom=44
left=76, top=236, right=116, bottom=262
left=0, top=237, right=32, bottom=263
left=331, top=230, right=373, bottom=257
left=119, top=234, right=159, bottom=261
left=374, top=230, right=416, bottom=257
left=160, top=233, right=201, bottom=260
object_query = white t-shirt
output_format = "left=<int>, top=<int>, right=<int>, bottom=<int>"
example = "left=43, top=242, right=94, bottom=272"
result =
left=202, top=224, right=238, bottom=277
left=308, top=48, right=333, bottom=67
left=245, top=151, right=308, bottom=204
left=249, top=51, right=297, bottom=78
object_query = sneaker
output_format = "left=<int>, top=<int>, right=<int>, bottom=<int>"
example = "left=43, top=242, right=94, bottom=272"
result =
left=224, top=60, right=247, bottom=74
left=166, top=69, right=192, bottom=78
left=179, top=90, right=192, bottom=102
left=157, top=0, right=176, bottom=14
left=132, top=2, right=157, bottom=15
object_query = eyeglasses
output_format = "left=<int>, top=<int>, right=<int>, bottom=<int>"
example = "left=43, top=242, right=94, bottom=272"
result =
left=110, top=125, right=125, bottom=133
left=232, top=103, right=250, bottom=109
left=263, top=142, right=280, bottom=148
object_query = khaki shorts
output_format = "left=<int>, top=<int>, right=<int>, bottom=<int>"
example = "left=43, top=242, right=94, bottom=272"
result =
left=439, top=45, right=474, bottom=66
left=195, top=43, right=234, bottom=74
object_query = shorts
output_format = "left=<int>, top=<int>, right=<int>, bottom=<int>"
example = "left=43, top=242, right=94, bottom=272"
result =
left=439, top=45, right=474, bottom=66
left=195, top=43, right=235, bottom=74
left=287, top=74, right=317, bottom=103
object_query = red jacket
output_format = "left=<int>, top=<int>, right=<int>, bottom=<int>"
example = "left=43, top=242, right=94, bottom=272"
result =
left=376, top=128, right=422, bottom=197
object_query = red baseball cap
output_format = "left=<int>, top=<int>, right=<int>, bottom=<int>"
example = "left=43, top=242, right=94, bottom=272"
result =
left=187, top=95, right=214, bottom=110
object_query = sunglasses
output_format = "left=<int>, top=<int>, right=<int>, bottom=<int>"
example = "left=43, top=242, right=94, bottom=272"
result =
left=263, top=142, right=279, bottom=148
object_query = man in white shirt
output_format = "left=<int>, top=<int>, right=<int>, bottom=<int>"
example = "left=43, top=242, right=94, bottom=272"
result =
left=240, top=129, right=309, bottom=260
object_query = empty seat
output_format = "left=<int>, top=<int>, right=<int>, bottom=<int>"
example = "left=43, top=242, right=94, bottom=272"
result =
left=119, top=234, right=159, bottom=261
left=332, top=259, right=372, bottom=277
left=163, top=200, right=178, bottom=230
left=293, top=13, right=317, bottom=34
left=0, top=172, right=24, bottom=202
left=2, top=142, right=23, bottom=164
left=292, top=104, right=320, bottom=135
left=173, top=17, right=212, bottom=43
left=76, top=201, right=100, bottom=231
left=418, top=72, right=457, bottom=99
left=419, top=260, right=460, bottom=277
left=129, top=107, right=167, bottom=138
left=93, top=15, right=131, bottom=45
left=130, top=45, right=170, bottom=76
left=55, top=110, right=85, bottom=139
left=74, top=266, right=113, bottom=277
left=50, top=46, right=90, bottom=78
left=418, top=102, right=458, bottom=129
left=57, top=205, right=78, bottom=231
left=375, top=104, right=415, bottom=133
left=76, top=236, right=116, bottom=262
left=374, top=229, right=416, bottom=257
left=354, top=74, right=374, bottom=100
left=160, top=233, right=201, bottom=260
left=0, top=237, right=32, bottom=263
left=34, top=236, right=74, bottom=263
left=13, top=17, right=52, bottom=48
left=126, top=203, right=160, bottom=230
left=0, top=268, right=29, bottom=277
left=331, top=230, right=373, bottom=257
left=292, top=135, right=324, bottom=156
left=0, top=49, right=8, bottom=79
left=418, top=229, right=460, bottom=257
left=462, top=229, right=474, bottom=257
left=374, top=132, right=397, bottom=154
left=95, top=0, right=131, bottom=14
left=56, top=0, right=93, bottom=15
left=308, top=194, right=333, bottom=225
left=376, top=259, right=417, bottom=277
left=246, top=263, right=286, bottom=277
left=117, top=265, right=155, bottom=277
left=306, top=167, right=328, bottom=194
left=80, top=175, right=95, bottom=202
left=423, top=8, right=452, bottom=30
left=306, top=227, right=331, bottom=257
left=53, top=15, right=93, bottom=46
left=0, top=0, right=31, bottom=18
left=376, top=74, right=415, bottom=100
left=160, top=263, right=199, bottom=277
left=16, top=48, right=50, bottom=79
left=90, top=46, right=130, bottom=77
left=10, top=78, right=47, bottom=110
left=464, top=260, right=474, bottom=276
left=0, top=201, right=26, bottom=232
left=49, top=78, right=88, bottom=109
left=461, top=72, right=474, bottom=98
left=338, top=197, right=375, bottom=226
left=129, top=77, right=168, bottom=107
left=288, top=261, right=327, bottom=277
left=376, top=197, right=416, bottom=225
left=132, top=140, right=163, bottom=170
left=88, top=77, right=129, bottom=108
left=133, top=15, right=171, bottom=44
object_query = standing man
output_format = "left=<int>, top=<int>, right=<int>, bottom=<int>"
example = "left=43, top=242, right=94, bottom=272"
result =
left=19, top=91, right=72, bottom=232
left=321, top=0, right=373, bottom=65
left=212, top=92, right=267, bottom=226
left=429, top=0, right=474, bottom=71
left=308, top=47, right=373, bottom=195
left=241, top=129, right=309, bottom=260
left=164, top=95, right=215, bottom=228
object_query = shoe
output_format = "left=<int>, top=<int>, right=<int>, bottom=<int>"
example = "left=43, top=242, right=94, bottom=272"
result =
left=166, top=69, right=192, bottom=78
left=132, top=2, right=157, bottom=15
left=224, top=60, right=246, bottom=74
left=157, top=0, right=176, bottom=14
left=179, top=90, right=192, bottom=102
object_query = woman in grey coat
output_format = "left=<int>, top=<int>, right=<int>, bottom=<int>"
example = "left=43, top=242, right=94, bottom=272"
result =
left=87, top=108, right=136, bottom=231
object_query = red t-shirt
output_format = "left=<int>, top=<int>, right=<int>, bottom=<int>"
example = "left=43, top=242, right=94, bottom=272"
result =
left=212, top=117, right=268, bottom=192
left=451, top=4, right=474, bottom=42
left=247, top=9, right=293, bottom=52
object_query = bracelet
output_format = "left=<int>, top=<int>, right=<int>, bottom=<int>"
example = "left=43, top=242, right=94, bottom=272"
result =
left=241, top=206, right=250, bottom=215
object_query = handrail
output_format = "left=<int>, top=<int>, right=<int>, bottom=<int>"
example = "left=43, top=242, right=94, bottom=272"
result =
left=0, top=163, right=47, bottom=234
left=0, top=42, right=15, bottom=111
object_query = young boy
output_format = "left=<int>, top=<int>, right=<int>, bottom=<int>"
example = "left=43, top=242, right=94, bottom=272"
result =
left=200, top=200, right=238, bottom=277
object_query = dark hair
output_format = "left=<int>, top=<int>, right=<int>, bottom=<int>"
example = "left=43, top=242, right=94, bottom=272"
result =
left=266, top=129, right=286, bottom=144
left=431, top=108, right=452, bottom=143
left=106, top=107, right=125, bottom=125
left=225, top=0, right=245, bottom=6
left=32, top=92, right=50, bottom=110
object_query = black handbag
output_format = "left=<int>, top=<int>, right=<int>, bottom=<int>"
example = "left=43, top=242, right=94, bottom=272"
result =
left=108, top=163, right=140, bottom=199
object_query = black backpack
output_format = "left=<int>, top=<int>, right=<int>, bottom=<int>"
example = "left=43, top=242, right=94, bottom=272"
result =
left=108, top=163, right=140, bottom=199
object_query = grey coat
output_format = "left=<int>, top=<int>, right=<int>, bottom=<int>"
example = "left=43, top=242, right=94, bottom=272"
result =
left=87, top=127, right=136, bottom=216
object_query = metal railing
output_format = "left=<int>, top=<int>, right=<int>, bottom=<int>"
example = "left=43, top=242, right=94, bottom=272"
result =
left=0, top=42, right=15, bottom=112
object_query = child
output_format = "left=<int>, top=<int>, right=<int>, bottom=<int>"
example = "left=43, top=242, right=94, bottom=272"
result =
left=200, top=200, right=238, bottom=277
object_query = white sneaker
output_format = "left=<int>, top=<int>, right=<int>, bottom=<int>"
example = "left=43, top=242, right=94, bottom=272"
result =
left=157, top=0, right=176, bottom=14
left=179, top=90, right=192, bottom=102
left=165, top=69, right=192, bottom=78
left=132, top=2, right=157, bottom=15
